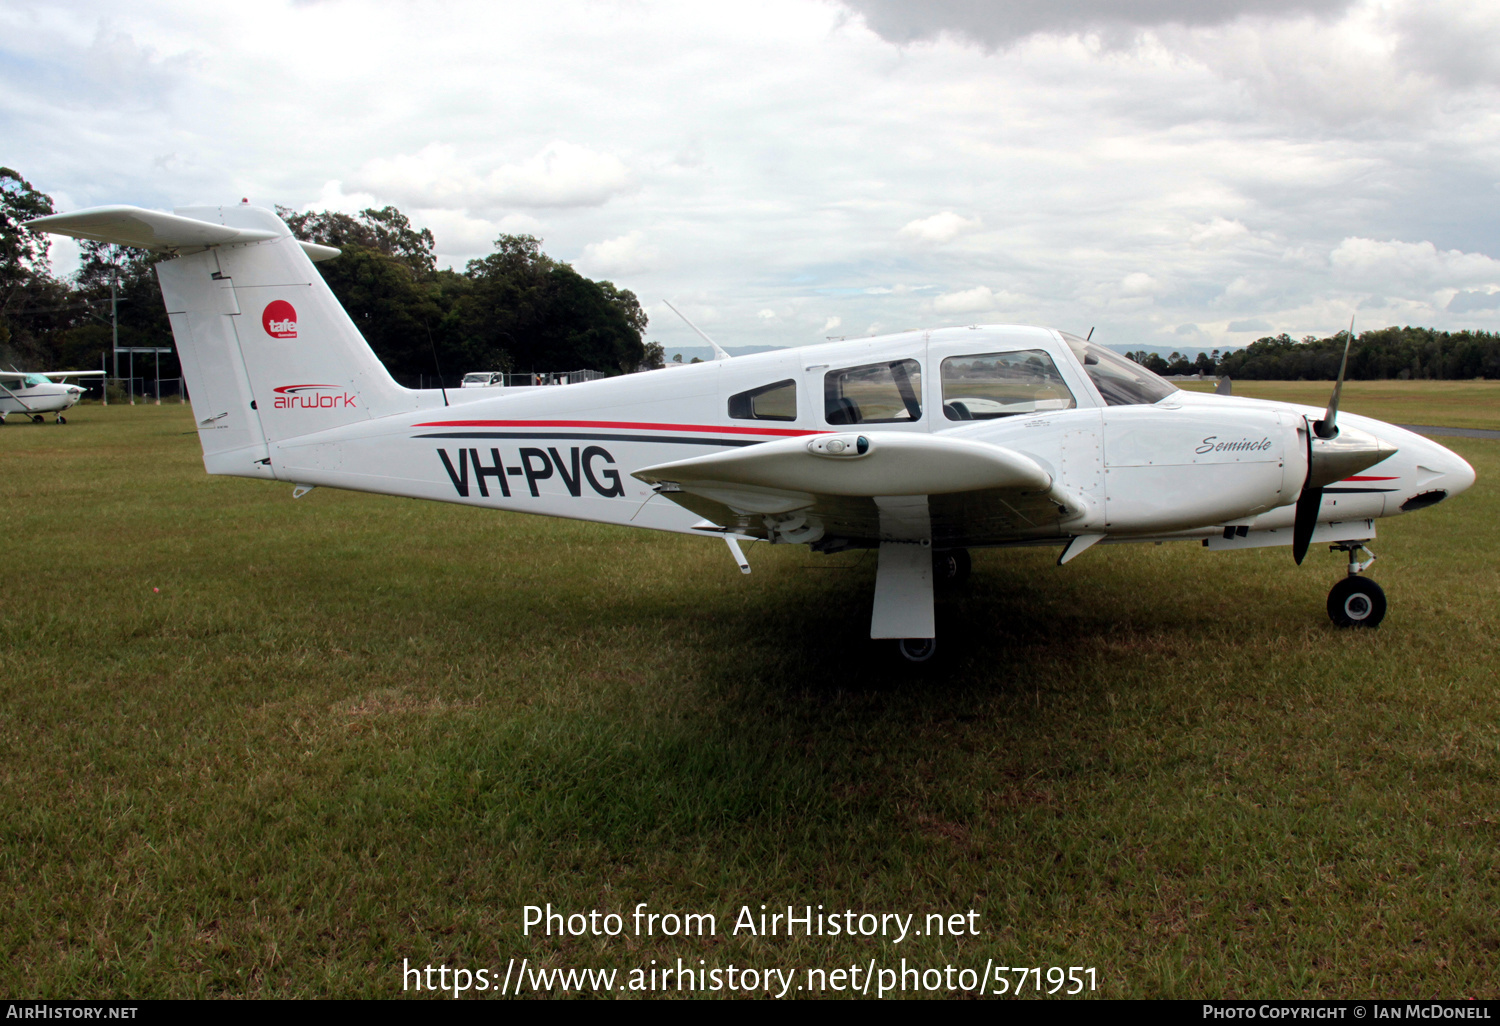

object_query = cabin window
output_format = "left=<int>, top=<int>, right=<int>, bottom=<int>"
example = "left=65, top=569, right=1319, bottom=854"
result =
left=1062, top=335, right=1177, bottom=407
left=824, top=359, right=923, bottom=424
left=941, top=350, right=1076, bottom=420
left=728, top=379, right=797, bottom=421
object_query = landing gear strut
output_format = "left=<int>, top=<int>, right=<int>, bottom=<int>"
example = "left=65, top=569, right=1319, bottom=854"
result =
left=1327, top=542, right=1385, bottom=628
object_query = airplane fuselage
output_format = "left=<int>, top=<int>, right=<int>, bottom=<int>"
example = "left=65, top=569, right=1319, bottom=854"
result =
left=245, top=326, right=1471, bottom=552
left=0, top=381, right=84, bottom=420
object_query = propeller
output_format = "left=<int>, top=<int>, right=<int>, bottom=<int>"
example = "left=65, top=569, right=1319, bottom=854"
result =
left=1291, top=317, right=1397, bottom=564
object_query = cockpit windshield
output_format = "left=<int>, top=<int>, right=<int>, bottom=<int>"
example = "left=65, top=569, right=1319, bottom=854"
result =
left=1060, top=334, right=1177, bottom=407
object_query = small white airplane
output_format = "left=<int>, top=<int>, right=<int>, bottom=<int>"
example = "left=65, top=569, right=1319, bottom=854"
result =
left=28, top=203, right=1477, bottom=660
left=0, top=369, right=104, bottom=424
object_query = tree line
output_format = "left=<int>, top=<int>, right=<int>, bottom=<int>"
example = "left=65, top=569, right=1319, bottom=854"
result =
left=1128, top=325, right=1500, bottom=381
left=0, top=167, right=661, bottom=386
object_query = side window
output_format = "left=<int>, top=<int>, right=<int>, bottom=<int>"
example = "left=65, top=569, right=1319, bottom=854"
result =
left=728, top=379, right=797, bottom=421
left=824, top=360, right=923, bottom=424
left=941, top=350, right=1076, bottom=420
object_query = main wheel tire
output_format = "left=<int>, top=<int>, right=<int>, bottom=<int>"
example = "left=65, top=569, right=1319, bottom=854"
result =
left=897, top=638, right=937, bottom=663
left=32, top=414, right=44, bottom=423
left=1328, top=576, right=1386, bottom=628
left=932, top=548, right=971, bottom=585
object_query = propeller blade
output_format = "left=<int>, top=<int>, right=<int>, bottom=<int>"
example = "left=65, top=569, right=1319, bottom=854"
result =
left=1313, top=315, right=1355, bottom=439
left=1292, top=484, right=1323, bottom=565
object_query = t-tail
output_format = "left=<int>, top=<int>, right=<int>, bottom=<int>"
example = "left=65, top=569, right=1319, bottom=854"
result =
left=25, top=202, right=444, bottom=478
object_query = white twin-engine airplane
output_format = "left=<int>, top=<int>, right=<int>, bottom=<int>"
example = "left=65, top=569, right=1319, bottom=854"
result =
left=29, top=203, right=1476, bottom=661
left=0, top=369, right=104, bottom=424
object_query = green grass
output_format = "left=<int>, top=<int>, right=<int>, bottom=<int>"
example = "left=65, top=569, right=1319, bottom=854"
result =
left=1177, top=378, right=1500, bottom=431
left=1, top=403, right=1497, bottom=999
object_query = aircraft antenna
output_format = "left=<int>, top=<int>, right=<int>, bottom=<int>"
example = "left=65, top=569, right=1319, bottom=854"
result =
left=663, top=300, right=731, bottom=361
left=425, top=324, right=448, bottom=407
left=1086, top=327, right=1094, bottom=341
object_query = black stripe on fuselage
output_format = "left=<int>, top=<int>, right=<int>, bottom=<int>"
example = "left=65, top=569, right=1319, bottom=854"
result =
left=412, top=431, right=759, bottom=447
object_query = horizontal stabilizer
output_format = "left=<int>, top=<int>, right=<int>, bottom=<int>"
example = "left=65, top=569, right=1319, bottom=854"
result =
left=25, top=205, right=280, bottom=252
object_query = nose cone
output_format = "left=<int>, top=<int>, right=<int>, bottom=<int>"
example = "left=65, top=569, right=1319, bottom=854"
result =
left=1440, top=448, right=1477, bottom=498
left=1395, top=434, right=1477, bottom=513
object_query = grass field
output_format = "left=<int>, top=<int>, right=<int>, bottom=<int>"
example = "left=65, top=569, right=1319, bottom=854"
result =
left=1177, top=378, right=1500, bottom=431
left=1, top=399, right=1497, bottom=999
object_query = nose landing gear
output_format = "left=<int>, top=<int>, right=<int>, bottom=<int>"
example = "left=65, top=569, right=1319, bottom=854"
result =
left=1327, top=542, right=1385, bottom=628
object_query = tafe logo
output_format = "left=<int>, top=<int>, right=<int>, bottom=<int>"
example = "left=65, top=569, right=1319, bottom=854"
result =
left=262, top=300, right=297, bottom=338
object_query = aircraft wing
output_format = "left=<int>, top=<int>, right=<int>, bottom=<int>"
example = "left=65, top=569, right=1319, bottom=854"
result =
left=24, top=206, right=279, bottom=251
left=632, top=431, right=1079, bottom=547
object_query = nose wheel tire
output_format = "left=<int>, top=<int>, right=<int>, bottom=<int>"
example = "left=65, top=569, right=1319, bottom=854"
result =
left=897, top=638, right=937, bottom=663
left=1328, top=576, right=1386, bottom=629
left=56, top=415, right=66, bottom=424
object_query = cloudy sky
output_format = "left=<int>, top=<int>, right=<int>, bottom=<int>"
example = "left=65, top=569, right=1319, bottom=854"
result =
left=5, top=0, right=1500, bottom=353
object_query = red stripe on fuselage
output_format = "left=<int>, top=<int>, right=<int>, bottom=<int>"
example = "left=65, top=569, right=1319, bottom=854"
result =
left=410, top=418, right=825, bottom=437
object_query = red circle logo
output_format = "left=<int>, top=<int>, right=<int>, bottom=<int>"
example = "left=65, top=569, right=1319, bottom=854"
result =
left=263, top=300, right=297, bottom=338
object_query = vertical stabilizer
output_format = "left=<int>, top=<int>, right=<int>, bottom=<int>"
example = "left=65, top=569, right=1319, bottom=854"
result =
left=153, top=205, right=440, bottom=476
left=31, top=202, right=444, bottom=478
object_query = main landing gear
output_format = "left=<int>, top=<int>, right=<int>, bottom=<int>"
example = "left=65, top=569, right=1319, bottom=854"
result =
left=932, top=547, right=971, bottom=586
left=897, top=638, right=938, bottom=663
left=1327, top=542, right=1385, bottom=628
left=887, top=548, right=972, bottom=664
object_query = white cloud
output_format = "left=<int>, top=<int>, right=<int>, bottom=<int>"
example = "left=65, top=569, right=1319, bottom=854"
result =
left=758, top=308, right=777, bottom=319
left=1120, top=272, right=1164, bottom=297
left=579, top=231, right=659, bottom=276
left=932, top=286, right=998, bottom=313
left=822, top=316, right=843, bottom=333
left=1189, top=217, right=1250, bottom=247
left=1330, top=237, right=1500, bottom=290
left=897, top=211, right=980, bottom=245
left=356, top=141, right=634, bottom=210
left=415, top=209, right=542, bottom=258
left=307, top=180, right=380, bottom=215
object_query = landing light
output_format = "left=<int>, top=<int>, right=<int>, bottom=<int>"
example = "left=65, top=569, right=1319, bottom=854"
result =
left=808, top=435, right=870, bottom=458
